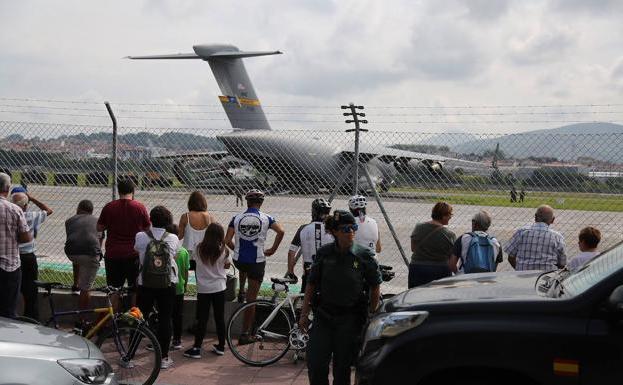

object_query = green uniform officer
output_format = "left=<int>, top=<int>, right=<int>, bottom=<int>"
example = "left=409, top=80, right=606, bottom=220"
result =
left=299, top=210, right=382, bottom=385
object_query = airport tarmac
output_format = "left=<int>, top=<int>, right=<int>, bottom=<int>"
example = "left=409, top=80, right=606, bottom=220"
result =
left=28, top=184, right=623, bottom=293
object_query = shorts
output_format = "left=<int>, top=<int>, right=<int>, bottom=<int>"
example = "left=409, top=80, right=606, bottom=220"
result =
left=68, top=254, right=100, bottom=291
left=233, top=260, right=266, bottom=282
left=105, top=257, right=139, bottom=290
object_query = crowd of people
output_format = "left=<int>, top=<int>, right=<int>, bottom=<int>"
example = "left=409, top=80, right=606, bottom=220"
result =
left=0, top=170, right=606, bottom=383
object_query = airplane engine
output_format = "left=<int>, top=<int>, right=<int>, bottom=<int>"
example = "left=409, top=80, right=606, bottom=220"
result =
left=394, top=159, right=443, bottom=174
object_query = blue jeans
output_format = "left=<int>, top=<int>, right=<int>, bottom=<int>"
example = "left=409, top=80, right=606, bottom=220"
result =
left=408, top=263, right=450, bottom=288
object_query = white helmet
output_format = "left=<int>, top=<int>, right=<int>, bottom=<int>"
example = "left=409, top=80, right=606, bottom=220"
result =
left=348, top=195, right=367, bottom=210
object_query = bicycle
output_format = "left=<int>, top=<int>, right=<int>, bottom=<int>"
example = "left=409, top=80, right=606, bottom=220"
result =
left=226, top=264, right=395, bottom=367
left=226, top=276, right=306, bottom=366
left=34, top=281, right=162, bottom=385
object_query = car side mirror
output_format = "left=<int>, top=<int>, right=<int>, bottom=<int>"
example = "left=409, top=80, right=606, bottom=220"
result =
left=607, top=285, right=623, bottom=313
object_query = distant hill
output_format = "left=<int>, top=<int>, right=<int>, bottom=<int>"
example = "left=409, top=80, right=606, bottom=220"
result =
left=56, top=131, right=225, bottom=151
left=452, top=123, right=623, bottom=163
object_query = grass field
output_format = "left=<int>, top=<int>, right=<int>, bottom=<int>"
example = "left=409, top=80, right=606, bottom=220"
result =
left=390, top=187, right=623, bottom=212
left=39, top=268, right=289, bottom=299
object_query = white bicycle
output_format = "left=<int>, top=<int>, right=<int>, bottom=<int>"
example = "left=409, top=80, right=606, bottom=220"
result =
left=226, top=277, right=308, bottom=366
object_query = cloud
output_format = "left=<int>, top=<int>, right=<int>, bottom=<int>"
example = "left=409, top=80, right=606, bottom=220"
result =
left=507, top=27, right=577, bottom=66
left=550, top=0, right=623, bottom=15
left=405, top=20, right=489, bottom=80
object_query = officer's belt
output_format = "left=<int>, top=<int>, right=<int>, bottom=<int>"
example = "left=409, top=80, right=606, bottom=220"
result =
left=317, top=303, right=363, bottom=317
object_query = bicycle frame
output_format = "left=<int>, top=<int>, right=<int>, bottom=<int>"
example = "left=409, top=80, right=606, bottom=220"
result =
left=257, top=292, right=304, bottom=340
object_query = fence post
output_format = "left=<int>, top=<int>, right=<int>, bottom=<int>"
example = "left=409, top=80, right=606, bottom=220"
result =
left=342, top=103, right=367, bottom=194
left=105, top=102, right=118, bottom=200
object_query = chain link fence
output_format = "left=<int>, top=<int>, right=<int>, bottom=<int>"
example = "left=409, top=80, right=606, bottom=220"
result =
left=2, top=119, right=623, bottom=293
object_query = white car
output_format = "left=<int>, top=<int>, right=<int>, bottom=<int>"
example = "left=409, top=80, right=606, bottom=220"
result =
left=0, top=317, right=118, bottom=385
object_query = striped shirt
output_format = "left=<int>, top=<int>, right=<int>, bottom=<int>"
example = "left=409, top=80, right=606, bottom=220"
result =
left=19, top=210, right=47, bottom=254
left=0, top=196, right=29, bottom=272
left=504, top=222, right=566, bottom=271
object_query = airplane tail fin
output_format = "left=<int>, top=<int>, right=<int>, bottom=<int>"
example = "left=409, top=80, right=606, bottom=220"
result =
left=128, top=44, right=281, bottom=130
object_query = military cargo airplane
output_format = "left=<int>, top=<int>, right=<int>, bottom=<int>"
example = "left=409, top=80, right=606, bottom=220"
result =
left=128, top=44, right=487, bottom=193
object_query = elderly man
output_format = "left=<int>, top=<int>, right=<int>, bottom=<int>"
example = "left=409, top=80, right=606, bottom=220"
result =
left=505, top=205, right=566, bottom=271
left=449, top=210, right=503, bottom=274
left=11, top=189, right=54, bottom=320
left=0, top=173, right=32, bottom=318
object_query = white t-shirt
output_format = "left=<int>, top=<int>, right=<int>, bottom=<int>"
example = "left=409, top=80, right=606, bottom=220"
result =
left=567, top=251, right=599, bottom=272
left=289, top=221, right=334, bottom=263
left=194, top=247, right=232, bottom=294
left=354, top=215, right=379, bottom=252
left=134, top=227, right=179, bottom=286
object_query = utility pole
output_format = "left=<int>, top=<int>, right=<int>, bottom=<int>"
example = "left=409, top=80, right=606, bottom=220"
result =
left=342, top=103, right=367, bottom=194
left=105, top=102, right=118, bottom=201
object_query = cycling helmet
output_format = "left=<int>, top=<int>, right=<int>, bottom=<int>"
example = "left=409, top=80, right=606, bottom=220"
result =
left=348, top=195, right=367, bottom=209
left=311, top=198, right=332, bottom=221
left=245, top=189, right=265, bottom=201
left=348, top=194, right=367, bottom=216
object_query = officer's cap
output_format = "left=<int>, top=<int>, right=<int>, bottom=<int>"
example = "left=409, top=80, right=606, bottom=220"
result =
left=332, top=210, right=356, bottom=225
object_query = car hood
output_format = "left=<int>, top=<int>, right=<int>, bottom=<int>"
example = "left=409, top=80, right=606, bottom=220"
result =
left=387, top=271, right=549, bottom=309
left=0, top=317, right=91, bottom=360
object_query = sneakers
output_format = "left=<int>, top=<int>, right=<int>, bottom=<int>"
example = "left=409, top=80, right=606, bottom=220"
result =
left=71, top=286, right=80, bottom=296
left=237, top=291, right=246, bottom=303
left=212, top=344, right=225, bottom=356
left=184, top=347, right=201, bottom=359
left=161, top=357, right=174, bottom=369
left=238, top=334, right=256, bottom=346
left=170, top=339, right=182, bottom=351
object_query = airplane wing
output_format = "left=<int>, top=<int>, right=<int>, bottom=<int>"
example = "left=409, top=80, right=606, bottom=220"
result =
left=153, top=150, right=230, bottom=161
left=340, top=143, right=488, bottom=170
left=340, top=143, right=448, bottom=163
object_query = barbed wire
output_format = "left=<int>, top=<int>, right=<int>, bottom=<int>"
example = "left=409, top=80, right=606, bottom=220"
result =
left=3, top=96, right=623, bottom=110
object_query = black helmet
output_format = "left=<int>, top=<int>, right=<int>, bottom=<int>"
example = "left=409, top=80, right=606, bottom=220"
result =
left=311, top=198, right=332, bottom=221
left=245, top=189, right=265, bottom=202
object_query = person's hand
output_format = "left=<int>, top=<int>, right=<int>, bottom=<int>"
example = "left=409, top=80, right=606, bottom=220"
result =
left=264, top=247, right=276, bottom=256
left=284, top=272, right=298, bottom=283
left=299, top=312, right=309, bottom=332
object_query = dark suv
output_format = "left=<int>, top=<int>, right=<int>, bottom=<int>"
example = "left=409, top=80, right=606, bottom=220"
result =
left=357, top=242, right=623, bottom=385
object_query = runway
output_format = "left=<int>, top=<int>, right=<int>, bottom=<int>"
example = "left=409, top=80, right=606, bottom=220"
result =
left=28, top=185, right=623, bottom=293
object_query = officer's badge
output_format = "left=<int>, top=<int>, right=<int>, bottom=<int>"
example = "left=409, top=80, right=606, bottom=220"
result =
left=353, top=260, right=359, bottom=269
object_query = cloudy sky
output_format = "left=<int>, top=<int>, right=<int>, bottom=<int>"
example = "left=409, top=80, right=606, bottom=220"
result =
left=1, top=0, right=622, bottom=134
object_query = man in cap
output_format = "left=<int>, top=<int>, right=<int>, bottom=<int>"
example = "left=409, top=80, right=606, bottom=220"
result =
left=11, top=187, right=54, bottom=320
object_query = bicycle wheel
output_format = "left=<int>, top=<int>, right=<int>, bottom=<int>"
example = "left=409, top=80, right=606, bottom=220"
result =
left=226, top=300, right=292, bottom=366
left=96, top=323, right=161, bottom=385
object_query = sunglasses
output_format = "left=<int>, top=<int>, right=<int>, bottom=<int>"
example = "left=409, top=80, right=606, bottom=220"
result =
left=339, top=224, right=359, bottom=233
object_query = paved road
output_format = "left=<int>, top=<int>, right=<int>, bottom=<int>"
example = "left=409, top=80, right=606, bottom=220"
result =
left=28, top=185, right=623, bottom=293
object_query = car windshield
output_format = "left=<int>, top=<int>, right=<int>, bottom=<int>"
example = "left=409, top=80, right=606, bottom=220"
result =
left=560, top=241, right=623, bottom=298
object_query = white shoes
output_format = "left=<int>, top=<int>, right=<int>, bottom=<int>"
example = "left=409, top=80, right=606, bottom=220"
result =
left=161, top=357, right=174, bottom=369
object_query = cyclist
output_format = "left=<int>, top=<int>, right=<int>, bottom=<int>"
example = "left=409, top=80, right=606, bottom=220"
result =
left=225, top=189, right=285, bottom=345
left=285, top=198, right=334, bottom=292
left=299, top=210, right=382, bottom=385
left=348, top=195, right=381, bottom=255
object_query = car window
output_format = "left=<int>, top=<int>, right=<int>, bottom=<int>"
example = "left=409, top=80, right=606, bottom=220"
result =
left=562, top=242, right=623, bottom=297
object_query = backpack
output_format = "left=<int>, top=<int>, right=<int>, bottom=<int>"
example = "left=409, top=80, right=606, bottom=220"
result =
left=142, top=230, right=172, bottom=289
left=462, top=232, right=496, bottom=273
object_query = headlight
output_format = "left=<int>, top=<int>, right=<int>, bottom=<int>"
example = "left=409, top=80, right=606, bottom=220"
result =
left=364, top=311, right=429, bottom=341
left=57, top=359, right=112, bottom=384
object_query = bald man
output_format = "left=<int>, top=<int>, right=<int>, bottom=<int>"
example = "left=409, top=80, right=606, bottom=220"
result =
left=505, top=205, right=566, bottom=271
left=11, top=191, right=53, bottom=320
